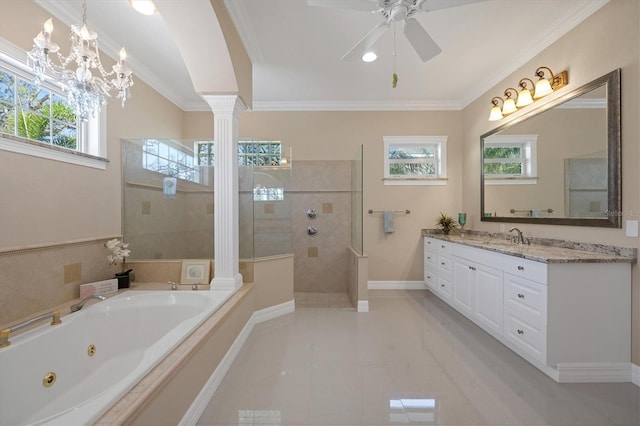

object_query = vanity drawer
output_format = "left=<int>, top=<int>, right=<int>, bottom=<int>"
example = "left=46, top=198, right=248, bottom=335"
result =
left=500, top=256, right=547, bottom=284
left=424, top=251, right=437, bottom=269
left=424, top=266, right=436, bottom=289
left=436, top=275, right=453, bottom=300
left=504, top=273, right=547, bottom=327
left=424, top=238, right=438, bottom=253
left=504, top=306, right=547, bottom=364
left=437, top=254, right=453, bottom=276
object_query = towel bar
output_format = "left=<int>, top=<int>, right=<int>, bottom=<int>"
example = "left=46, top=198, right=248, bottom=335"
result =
left=368, top=209, right=410, bottom=214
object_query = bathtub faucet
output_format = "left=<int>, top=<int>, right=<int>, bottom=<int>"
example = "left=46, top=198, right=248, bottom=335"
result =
left=70, top=295, right=106, bottom=313
left=0, top=310, right=62, bottom=348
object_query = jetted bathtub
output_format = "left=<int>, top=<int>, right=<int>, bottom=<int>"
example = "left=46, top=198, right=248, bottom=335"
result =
left=0, top=289, right=233, bottom=425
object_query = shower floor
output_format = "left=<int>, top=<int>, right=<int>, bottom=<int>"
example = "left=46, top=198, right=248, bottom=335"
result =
left=294, top=292, right=354, bottom=310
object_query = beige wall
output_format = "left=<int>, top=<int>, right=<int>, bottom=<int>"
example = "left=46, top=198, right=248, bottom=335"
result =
left=238, top=111, right=464, bottom=282
left=0, top=1, right=186, bottom=324
left=462, top=0, right=640, bottom=364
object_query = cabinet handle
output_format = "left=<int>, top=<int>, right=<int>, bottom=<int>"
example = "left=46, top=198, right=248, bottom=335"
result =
left=427, top=241, right=431, bottom=244
left=441, top=262, right=445, bottom=265
left=517, top=293, right=525, bottom=299
left=427, top=275, right=431, bottom=279
left=469, top=266, right=476, bottom=271
left=427, top=256, right=431, bottom=259
left=441, top=245, right=445, bottom=248
left=517, top=329, right=524, bottom=335
left=440, top=284, right=445, bottom=288
left=517, top=266, right=525, bottom=271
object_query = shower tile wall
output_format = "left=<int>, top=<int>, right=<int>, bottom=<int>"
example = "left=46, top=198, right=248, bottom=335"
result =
left=292, top=160, right=352, bottom=293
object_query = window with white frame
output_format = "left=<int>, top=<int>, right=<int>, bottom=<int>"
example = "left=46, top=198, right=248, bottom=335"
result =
left=142, top=139, right=200, bottom=183
left=0, top=40, right=105, bottom=168
left=483, top=134, right=537, bottom=185
left=383, top=136, right=447, bottom=185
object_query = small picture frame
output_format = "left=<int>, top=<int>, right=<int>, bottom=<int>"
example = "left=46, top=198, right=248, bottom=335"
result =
left=180, top=259, right=210, bottom=285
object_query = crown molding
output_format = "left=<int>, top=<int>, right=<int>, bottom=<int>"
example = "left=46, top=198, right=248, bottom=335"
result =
left=250, top=99, right=463, bottom=112
left=461, top=0, right=610, bottom=108
left=223, top=0, right=265, bottom=64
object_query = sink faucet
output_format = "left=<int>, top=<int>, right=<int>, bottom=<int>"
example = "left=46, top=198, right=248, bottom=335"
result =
left=509, top=227, right=525, bottom=244
left=70, top=295, right=106, bottom=313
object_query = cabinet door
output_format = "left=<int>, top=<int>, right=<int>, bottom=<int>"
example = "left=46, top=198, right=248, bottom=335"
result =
left=474, top=264, right=504, bottom=335
left=453, top=258, right=474, bottom=318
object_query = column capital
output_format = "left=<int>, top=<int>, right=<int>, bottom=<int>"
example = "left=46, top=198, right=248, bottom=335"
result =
left=200, top=94, right=247, bottom=117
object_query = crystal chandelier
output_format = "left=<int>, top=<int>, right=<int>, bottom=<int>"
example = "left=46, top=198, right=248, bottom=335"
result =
left=27, top=1, right=133, bottom=121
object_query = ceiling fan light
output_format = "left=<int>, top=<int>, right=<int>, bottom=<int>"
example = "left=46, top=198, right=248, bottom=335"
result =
left=129, top=0, right=157, bottom=16
left=361, top=51, right=377, bottom=62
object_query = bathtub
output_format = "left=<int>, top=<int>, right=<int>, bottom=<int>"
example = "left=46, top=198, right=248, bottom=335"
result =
left=0, top=289, right=233, bottom=426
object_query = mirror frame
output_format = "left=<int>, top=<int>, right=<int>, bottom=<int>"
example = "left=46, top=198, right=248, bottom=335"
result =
left=480, top=68, right=621, bottom=228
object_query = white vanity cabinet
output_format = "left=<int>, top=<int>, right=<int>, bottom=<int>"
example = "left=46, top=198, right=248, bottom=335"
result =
left=423, top=236, right=632, bottom=383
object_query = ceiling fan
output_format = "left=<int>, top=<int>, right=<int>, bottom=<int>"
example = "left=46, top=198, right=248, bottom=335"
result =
left=308, top=0, right=488, bottom=62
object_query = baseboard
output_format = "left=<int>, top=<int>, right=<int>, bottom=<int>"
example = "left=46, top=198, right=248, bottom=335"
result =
left=357, top=300, right=369, bottom=312
left=368, top=280, right=427, bottom=290
left=632, top=363, right=640, bottom=387
left=179, top=299, right=295, bottom=425
left=556, top=362, right=631, bottom=383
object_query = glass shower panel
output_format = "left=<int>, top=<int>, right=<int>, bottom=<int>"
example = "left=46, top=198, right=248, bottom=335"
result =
left=351, top=145, right=363, bottom=255
left=122, top=139, right=214, bottom=260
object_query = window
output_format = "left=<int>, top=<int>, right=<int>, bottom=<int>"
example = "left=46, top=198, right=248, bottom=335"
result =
left=483, top=134, right=537, bottom=185
left=142, top=139, right=200, bottom=183
left=0, top=40, right=105, bottom=169
left=383, top=136, right=447, bottom=185
left=195, top=140, right=282, bottom=166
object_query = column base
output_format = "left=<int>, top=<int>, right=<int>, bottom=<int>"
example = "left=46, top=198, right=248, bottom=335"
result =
left=211, top=274, right=243, bottom=291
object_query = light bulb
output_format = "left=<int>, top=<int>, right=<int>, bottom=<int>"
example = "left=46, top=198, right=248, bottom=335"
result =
left=119, top=47, right=127, bottom=62
left=43, top=18, right=54, bottom=36
left=534, top=78, right=553, bottom=98
left=488, top=106, right=503, bottom=121
left=502, top=98, right=517, bottom=115
left=516, top=89, right=534, bottom=107
left=129, top=0, right=157, bottom=15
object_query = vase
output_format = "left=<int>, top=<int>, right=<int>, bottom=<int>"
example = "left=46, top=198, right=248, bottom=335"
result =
left=115, top=271, right=132, bottom=289
left=443, top=229, right=450, bottom=235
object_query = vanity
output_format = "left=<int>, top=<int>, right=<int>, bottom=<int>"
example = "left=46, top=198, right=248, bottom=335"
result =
left=423, top=231, right=634, bottom=383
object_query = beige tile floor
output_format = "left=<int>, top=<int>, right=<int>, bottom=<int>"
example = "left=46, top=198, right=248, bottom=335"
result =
left=294, top=292, right=355, bottom=310
left=197, top=290, right=639, bottom=425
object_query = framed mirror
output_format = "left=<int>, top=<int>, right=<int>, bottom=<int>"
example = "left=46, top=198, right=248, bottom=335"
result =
left=481, top=68, right=621, bottom=227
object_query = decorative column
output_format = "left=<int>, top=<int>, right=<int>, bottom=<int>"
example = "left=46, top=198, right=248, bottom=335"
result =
left=202, top=94, right=246, bottom=291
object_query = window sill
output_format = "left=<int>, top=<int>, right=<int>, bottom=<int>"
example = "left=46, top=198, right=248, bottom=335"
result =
left=485, top=177, right=537, bottom=185
left=383, top=177, right=447, bottom=186
left=0, top=133, right=108, bottom=170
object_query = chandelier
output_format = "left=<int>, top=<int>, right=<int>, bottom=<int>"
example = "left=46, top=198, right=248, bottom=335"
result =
left=27, top=1, right=133, bottom=121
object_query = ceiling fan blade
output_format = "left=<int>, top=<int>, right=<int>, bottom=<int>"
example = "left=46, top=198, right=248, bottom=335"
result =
left=417, top=0, right=489, bottom=12
left=403, top=18, right=441, bottom=62
left=307, top=0, right=378, bottom=12
left=341, top=21, right=390, bottom=61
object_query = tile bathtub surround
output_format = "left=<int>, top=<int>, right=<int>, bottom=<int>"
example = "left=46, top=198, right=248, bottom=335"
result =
left=198, top=290, right=639, bottom=426
left=0, top=238, right=123, bottom=326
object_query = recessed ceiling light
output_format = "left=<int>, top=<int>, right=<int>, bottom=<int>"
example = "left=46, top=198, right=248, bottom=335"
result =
left=129, top=0, right=157, bottom=16
left=362, top=51, right=377, bottom=63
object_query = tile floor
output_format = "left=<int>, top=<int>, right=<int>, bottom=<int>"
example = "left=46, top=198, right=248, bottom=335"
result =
left=294, top=292, right=355, bottom=310
left=197, top=290, right=639, bottom=425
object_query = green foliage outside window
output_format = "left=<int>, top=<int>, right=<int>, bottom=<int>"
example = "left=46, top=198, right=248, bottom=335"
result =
left=388, top=146, right=436, bottom=176
left=483, top=146, right=523, bottom=175
left=0, top=69, right=77, bottom=149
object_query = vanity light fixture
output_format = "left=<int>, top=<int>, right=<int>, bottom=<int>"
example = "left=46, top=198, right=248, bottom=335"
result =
left=502, top=88, right=518, bottom=115
left=488, top=97, right=504, bottom=121
left=534, top=66, right=568, bottom=99
left=487, top=66, right=568, bottom=121
left=516, top=78, right=535, bottom=107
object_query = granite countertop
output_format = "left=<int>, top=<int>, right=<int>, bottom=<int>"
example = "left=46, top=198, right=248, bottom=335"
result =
left=422, top=229, right=636, bottom=264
